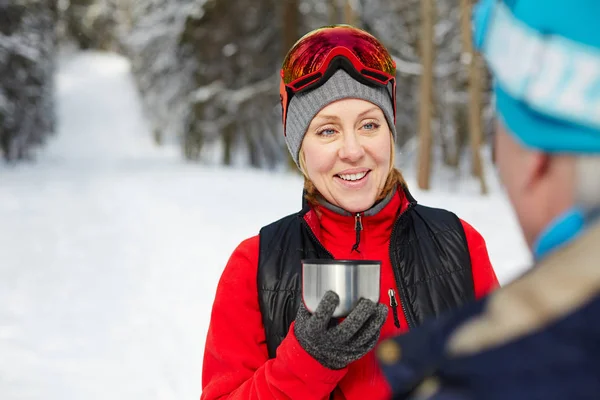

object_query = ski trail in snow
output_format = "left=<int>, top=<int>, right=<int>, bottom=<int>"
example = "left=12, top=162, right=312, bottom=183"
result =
left=46, top=51, right=172, bottom=165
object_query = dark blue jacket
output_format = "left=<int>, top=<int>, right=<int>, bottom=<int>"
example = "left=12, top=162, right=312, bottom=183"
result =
left=377, top=217, right=600, bottom=400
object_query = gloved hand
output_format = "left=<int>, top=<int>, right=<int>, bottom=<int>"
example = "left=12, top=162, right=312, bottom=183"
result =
left=294, top=290, right=388, bottom=370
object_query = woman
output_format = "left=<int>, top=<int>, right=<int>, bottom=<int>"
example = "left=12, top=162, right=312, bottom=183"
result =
left=201, top=25, right=499, bottom=400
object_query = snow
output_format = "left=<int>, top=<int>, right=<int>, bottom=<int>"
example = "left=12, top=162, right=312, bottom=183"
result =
left=0, top=51, right=531, bottom=400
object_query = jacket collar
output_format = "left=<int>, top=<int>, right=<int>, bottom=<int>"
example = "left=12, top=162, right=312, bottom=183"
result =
left=534, top=206, right=600, bottom=261
left=303, top=186, right=411, bottom=253
left=316, top=189, right=396, bottom=217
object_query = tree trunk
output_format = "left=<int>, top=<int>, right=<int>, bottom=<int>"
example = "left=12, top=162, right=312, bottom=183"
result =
left=222, top=122, right=235, bottom=166
left=344, top=0, right=357, bottom=26
left=460, top=0, right=488, bottom=194
left=246, top=132, right=261, bottom=168
left=282, top=0, right=299, bottom=50
left=328, top=0, right=339, bottom=25
left=417, top=0, right=435, bottom=190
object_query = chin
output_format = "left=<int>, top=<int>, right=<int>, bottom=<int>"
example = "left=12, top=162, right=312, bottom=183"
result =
left=337, top=194, right=377, bottom=213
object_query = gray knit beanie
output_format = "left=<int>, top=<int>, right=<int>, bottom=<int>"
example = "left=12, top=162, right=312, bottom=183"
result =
left=285, top=69, right=396, bottom=168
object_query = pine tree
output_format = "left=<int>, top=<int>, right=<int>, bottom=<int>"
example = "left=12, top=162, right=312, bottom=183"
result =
left=0, top=0, right=58, bottom=162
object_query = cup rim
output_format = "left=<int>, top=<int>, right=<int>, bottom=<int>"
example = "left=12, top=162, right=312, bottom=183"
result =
left=301, top=259, right=381, bottom=265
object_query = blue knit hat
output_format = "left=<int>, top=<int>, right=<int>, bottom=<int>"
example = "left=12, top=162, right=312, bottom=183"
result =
left=472, top=0, right=600, bottom=153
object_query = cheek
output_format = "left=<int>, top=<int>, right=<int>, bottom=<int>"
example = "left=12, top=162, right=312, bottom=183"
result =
left=302, top=142, right=337, bottom=176
left=496, top=136, right=527, bottom=203
left=495, top=123, right=526, bottom=187
left=496, top=146, right=514, bottom=193
left=495, top=131, right=512, bottom=180
left=370, top=134, right=392, bottom=168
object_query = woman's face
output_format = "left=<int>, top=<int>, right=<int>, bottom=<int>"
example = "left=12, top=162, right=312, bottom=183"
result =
left=301, top=98, right=392, bottom=213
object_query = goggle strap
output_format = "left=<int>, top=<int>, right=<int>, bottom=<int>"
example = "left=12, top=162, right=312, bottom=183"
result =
left=294, top=56, right=390, bottom=94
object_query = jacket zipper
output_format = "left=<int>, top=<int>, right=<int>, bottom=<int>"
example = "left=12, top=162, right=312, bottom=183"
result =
left=388, top=201, right=417, bottom=329
left=387, top=289, right=401, bottom=328
left=351, top=213, right=363, bottom=253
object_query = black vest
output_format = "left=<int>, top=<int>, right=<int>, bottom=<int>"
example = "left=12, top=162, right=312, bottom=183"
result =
left=257, top=188, right=475, bottom=358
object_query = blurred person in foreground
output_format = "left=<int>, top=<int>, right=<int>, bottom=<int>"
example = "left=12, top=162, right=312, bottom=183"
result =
left=200, top=24, right=499, bottom=400
left=376, top=0, right=600, bottom=398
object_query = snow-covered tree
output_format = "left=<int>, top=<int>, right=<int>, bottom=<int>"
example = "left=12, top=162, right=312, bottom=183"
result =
left=0, top=0, right=58, bottom=162
left=120, top=0, right=200, bottom=151
left=60, top=0, right=124, bottom=52
left=123, top=0, right=288, bottom=167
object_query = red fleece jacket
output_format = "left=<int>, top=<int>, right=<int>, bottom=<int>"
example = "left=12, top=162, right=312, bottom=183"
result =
left=200, top=190, right=499, bottom=400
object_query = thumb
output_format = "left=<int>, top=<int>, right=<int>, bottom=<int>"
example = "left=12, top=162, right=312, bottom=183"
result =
left=308, top=290, right=340, bottom=332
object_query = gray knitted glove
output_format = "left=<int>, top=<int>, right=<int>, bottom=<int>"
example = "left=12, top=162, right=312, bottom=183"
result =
left=294, top=290, right=388, bottom=370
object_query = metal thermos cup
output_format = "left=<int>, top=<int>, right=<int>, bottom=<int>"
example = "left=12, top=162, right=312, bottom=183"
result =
left=301, top=259, right=381, bottom=318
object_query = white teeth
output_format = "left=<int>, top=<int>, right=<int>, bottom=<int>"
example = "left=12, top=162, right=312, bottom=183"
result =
left=338, top=171, right=367, bottom=181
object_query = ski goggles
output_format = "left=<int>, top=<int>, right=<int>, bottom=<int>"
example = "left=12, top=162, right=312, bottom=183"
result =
left=279, top=25, right=397, bottom=136
left=472, top=0, right=600, bottom=132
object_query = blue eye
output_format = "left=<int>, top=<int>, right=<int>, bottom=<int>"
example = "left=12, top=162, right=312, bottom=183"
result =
left=362, top=122, right=380, bottom=130
left=317, top=128, right=336, bottom=136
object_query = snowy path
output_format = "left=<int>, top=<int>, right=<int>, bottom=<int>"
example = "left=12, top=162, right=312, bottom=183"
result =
left=0, top=51, right=304, bottom=400
left=0, top=51, right=531, bottom=400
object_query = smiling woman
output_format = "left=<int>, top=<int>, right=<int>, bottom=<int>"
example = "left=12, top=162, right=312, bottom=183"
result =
left=300, top=99, right=399, bottom=213
left=200, top=24, right=500, bottom=400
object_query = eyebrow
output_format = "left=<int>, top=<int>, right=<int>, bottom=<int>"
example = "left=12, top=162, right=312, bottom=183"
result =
left=312, top=115, right=340, bottom=124
left=312, top=107, right=382, bottom=124
left=357, top=107, right=381, bottom=119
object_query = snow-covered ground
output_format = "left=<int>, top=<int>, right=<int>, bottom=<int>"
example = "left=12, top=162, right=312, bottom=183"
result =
left=0, top=51, right=531, bottom=400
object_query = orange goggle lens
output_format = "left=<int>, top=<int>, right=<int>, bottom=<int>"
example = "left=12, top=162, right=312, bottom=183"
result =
left=281, top=25, right=396, bottom=89
left=279, top=25, right=397, bottom=136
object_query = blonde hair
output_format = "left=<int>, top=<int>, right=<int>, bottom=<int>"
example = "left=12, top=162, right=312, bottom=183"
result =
left=299, top=134, right=406, bottom=208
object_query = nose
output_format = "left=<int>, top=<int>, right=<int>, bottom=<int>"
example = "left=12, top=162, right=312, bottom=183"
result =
left=338, top=131, right=365, bottom=162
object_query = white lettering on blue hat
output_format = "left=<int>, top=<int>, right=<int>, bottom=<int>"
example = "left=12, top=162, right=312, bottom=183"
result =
left=476, top=1, right=600, bottom=131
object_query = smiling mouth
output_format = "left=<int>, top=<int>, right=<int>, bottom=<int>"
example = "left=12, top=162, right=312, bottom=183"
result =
left=335, top=170, right=370, bottom=182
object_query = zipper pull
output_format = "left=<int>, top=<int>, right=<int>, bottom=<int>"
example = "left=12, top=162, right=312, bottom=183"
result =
left=388, top=289, right=401, bottom=328
left=351, top=213, right=362, bottom=253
